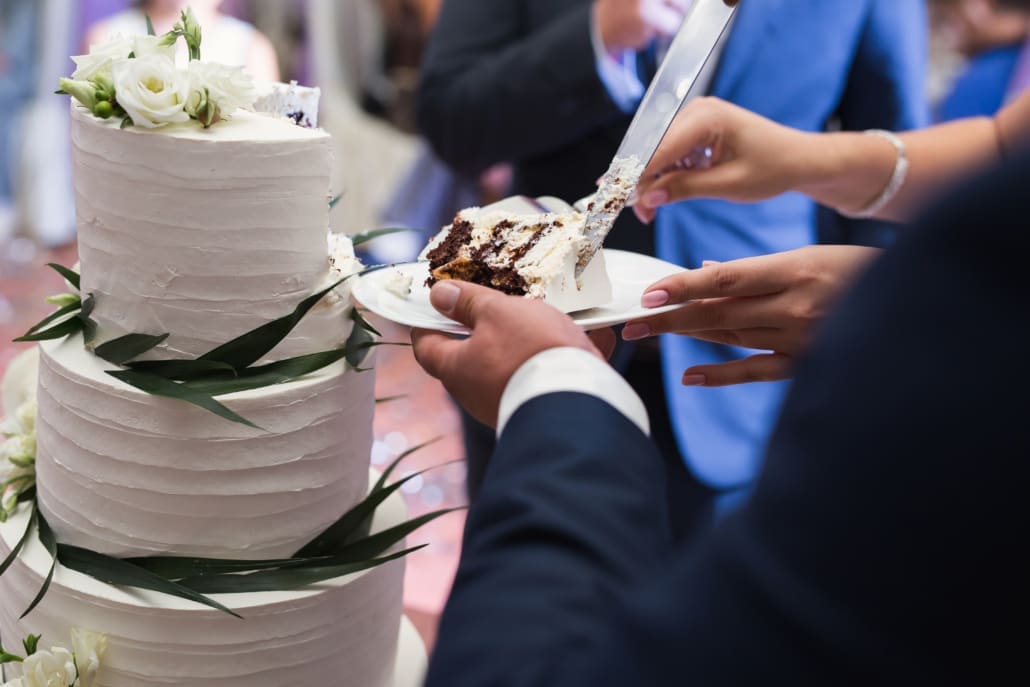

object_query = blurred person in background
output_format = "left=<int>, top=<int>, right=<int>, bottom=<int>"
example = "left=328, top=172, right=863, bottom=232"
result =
left=931, top=0, right=1030, bottom=121
left=416, top=0, right=928, bottom=539
left=83, top=0, right=281, bottom=80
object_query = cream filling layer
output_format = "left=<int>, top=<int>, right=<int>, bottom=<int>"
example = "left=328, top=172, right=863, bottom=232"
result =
left=34, top=333, right=375, bottom=559
left=0, top=471, right=404, bottom=687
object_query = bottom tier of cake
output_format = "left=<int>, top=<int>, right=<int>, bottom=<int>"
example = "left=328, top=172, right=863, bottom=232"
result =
left=0, top=470, right=410, bottom=687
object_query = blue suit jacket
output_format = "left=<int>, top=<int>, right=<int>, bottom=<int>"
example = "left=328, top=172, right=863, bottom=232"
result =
left=656, top=0, right=929, bottom=490
left=935, top=44, right=1023, bottom=122
left=424, top=149, right=1030, bottom=686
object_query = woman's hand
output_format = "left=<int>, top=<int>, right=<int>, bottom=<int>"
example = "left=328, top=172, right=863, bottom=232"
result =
left=632, top=97, right=816, bottom=223
left=621, top=245, right=881, bottom=385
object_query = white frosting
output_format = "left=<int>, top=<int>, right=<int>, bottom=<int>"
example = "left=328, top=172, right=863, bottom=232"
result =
left=33, top=333, right=375, bottom=559
left=71, top=104, right=352, bottom=361
left=252, top=79, right=322, bottom=128
left=581, top=155, right=645, bottom=269
left=0, top=470, right=406, bottom=687
left=420, top=207, right=613, bottom=313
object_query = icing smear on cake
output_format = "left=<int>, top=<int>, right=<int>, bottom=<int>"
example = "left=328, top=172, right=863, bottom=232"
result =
left=419, top=207, right=613, bottom=313
left=580, top=155, right=646, bottom=273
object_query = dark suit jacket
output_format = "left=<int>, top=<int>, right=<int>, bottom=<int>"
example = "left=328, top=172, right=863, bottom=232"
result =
left=423, top=151, right=1030, bottom=685
left=416, top=0, right=652, bottom=255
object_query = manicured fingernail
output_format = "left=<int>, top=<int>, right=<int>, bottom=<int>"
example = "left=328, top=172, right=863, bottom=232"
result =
left=702, top=260, right=720, bottom=268
left=641, top=290, right=670, bottom=308
left=621, top=323, right=651, bottom=341
left=640, top=189, right=669, bottom=208
left=431, top=281, right=461, bottom=315
left=682, top=373, right=707, bottom=386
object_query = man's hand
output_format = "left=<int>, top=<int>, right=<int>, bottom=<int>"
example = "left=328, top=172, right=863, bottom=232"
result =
left=594, top=0, right=693, bottom=54
left=412, top=281, right=616, bottom=428
left=621, top=245, right=881, bottom=386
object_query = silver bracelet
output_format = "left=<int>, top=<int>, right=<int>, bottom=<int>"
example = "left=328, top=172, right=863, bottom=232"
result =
left=841, top=129, right=909, bottom=219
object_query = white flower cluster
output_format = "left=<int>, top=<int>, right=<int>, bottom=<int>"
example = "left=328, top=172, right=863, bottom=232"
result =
left=0, top=398, right=37, bottom=522
left=1, top=629, right=107, bottom=687
left=58, top=7, right=255, bottom=129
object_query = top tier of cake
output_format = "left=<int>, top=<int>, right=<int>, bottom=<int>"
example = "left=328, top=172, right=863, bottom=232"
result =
left=71, top=103, right=347, bottom=361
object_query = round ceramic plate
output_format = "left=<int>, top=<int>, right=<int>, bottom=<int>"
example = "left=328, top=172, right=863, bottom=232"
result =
left=353, top=249, right=689, bottom=335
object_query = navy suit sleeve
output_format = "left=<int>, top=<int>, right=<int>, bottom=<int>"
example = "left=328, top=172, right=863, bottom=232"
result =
left=424, top=153, right=1030, bottom=685
left=415, top=1, right=625, bottom=176
left=819, top=0, right=931, bottom=247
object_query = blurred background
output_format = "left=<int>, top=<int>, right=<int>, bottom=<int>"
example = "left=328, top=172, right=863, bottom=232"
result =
left=1, top=0, right=1029, bottom=648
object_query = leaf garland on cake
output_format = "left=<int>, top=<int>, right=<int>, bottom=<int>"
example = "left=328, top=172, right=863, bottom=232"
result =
left=107, top=369, right=261, bottom=430
left=21, top=508, right=57, bottom=619
left=55, top=544, right=242, bottom=619
left=0, top=505, right=37, bottom=578
left=47, top=262, right=80, bottom=290
left=13, top=267, right=100, bottom=345
left=94, top=333, right=170, bottom=365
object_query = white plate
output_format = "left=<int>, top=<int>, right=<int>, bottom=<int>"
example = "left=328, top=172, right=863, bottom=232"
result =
left=353, top=249, right=688, bottom=335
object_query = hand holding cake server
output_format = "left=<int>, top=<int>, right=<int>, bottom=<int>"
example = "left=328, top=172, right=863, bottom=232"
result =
left=413, top=68, right=1030, bottom=427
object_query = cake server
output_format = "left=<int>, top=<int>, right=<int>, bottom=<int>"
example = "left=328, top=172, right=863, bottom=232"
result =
left=578, top=0, right=739, bottom=277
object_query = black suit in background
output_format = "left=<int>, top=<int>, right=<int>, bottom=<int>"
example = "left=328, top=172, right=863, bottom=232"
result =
left=424, top=151, right=1030, bottom=685
left=416, top=0, right=698, bottom=521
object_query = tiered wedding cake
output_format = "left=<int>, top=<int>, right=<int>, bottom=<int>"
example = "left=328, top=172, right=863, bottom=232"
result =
left=1, top=11, right=425, bottom=687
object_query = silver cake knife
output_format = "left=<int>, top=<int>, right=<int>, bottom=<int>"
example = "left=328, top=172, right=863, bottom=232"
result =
left=577, top=0, right=738, bottom=277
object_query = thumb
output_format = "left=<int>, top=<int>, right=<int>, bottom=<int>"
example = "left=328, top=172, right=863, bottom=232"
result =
left=429, top=280, right=501, bottom=328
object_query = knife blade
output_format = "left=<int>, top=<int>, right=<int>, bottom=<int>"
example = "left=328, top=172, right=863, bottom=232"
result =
left=578, top=0, right=738, bottom=277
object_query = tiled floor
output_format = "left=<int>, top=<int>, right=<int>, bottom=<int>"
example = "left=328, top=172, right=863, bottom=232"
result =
left=0, top=237, right=464, bottom=652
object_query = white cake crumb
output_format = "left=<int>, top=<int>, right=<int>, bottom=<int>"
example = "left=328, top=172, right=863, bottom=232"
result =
left=383, top=269, right=413, bottom=299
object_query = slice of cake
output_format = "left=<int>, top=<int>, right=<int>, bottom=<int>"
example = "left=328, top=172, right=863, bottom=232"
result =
left=419, top=206, right=613, bottom=313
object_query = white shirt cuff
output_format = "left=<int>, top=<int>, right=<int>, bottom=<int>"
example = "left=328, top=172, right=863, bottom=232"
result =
left=589, top=8, right=645, bottom=113
left=497, top=347, right=651, bottom=438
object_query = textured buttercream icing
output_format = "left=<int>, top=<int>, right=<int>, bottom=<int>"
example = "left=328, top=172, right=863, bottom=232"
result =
left=0, top=472, right=405, bottom=687
left=420, top=207, right=613, bottom=313
left=71, top=104, right=350, bottom=361
left=34, top=333, right=375, bottom=559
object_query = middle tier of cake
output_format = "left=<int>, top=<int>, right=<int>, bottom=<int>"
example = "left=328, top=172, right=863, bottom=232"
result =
left=34, top=333, right=375, bottom=560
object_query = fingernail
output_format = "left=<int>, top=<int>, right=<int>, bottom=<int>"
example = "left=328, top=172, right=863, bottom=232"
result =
left=702, top=260, right=721, bottom=268
left=641, top=189, right=669, bottom=208
left=431, top=281, right=461, bottom=315
left=641, top=290, right=670, bottom=308
left=682, top=373, right=707, bottom=386
left=621, top=323, right=651, bottom=341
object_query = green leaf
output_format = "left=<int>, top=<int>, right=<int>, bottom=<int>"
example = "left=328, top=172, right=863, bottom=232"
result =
left=47, top=263, right=80, bottom=290
left=345, top=315, right=375, bottom=369
left=22, top=634, right=40, bottom=656
left=350, top=227, right=417, bottom=248
left=0, top=647, right=24, bottom=664
left=199, top=274, right=356, bottom=370
left=21, top=509, right=57, bottom=619
left=95, top=333, right=169, bottom=365
left=57, top=544, right=242, bottom=618
left=145, top=13, right=156, bottom=35
left=177, top=545, right=425, bottom=594
left=295, top=438, right=442, bottom=557
left=125, top=359, right=238, bottom=379
left=108, top=370, right=261, bottom=430
left=326, top=508, right=462, bottom=564
left=120, top=116, right=133, bottom=129
left=26, top=300, right=81, bottom=336
left=0, top=507, right=36, bottom=577
left=329, top=192, right=344, bottom=209
left=184, top=344, right=376, bottom=397
left=13, top=310, right=83, bottom=342
left=77, top=294, right=98, bottom=344
left=123, top=554, right=332, bottom=580
left=351, top=307, right=382, bottom=337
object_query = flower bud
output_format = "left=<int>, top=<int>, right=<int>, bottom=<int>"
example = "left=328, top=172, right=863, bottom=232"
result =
left=59, top=77, right=97, bottom=110
left=44, top=292, right=80, bottom=308
left=93, top=100, right=115, bottom=119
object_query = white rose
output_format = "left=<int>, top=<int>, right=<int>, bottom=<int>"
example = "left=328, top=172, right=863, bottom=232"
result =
left=15, top=400, right=37, bottom=436
left=0, top=435, right=34, bottom=464
left=185, top=61, right=256, bottom=126
left=2, top=347, right=39, bottom=420
left=1, top=678, right=26, bottom=687
left=71, top=35, right=133, bottom=81
left=70, top=628, right=108, bottom=687
left=111, top=55, right=190, bottom=129
left=19, top=647, right=77, bottom=687
left=131, top=34, right=177, bottom=61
